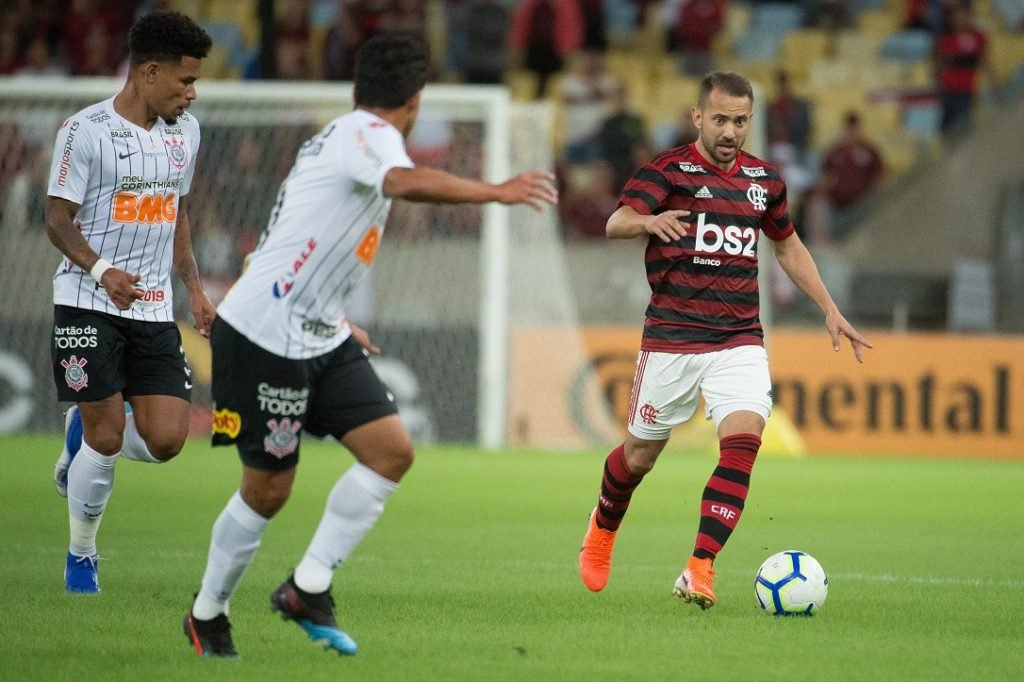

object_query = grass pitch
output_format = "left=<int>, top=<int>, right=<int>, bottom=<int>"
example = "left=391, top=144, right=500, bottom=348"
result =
left=2, top=434, right=1022, bottom=681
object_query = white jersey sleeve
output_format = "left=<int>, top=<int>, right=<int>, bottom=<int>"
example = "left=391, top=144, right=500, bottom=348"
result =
left=46, top=98, right=202, bottom=321
left=48, top=116, right=99, bottom=205
left=217, top=109, right=414, bottom=359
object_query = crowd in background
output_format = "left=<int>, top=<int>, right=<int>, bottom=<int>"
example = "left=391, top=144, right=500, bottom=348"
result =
left=1, top=0, right=1022, bottom=271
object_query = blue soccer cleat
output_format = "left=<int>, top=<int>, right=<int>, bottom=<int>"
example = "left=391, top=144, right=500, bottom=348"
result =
left=65, top=552, right=99, bottom=593
left=54, top=406, right=83, bottom=497
left=270, top=576, right=358, bottom=655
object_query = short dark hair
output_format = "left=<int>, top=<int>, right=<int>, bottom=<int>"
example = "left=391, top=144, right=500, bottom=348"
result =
left=354, top=32, right=429, bottom=109
left=698, top=72, right=755, bottom=109
left=129, top=10, right=212, bottom=67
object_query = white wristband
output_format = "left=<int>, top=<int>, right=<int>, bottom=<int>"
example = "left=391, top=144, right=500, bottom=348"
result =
left=90, top=258, right=113, bottom=283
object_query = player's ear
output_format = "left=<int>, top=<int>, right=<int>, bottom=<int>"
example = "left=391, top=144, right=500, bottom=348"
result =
left=142, top=61, right=160, bottom=83
left=691, top=106, right=701, bottom=130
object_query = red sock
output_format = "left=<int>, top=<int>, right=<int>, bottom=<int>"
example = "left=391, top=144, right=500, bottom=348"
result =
left=594, top=445, right=643, bottom=531
left=693, top=433, right=761, bottom=560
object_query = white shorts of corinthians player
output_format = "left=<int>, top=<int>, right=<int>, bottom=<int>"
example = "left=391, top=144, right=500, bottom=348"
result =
left=626, top=345, right=773, bottom=440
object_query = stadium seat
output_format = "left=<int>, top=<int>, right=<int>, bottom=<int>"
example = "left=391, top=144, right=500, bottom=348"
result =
left=732, top=30, right=782, bottom=61
left=903, top=102, right=942, bottom=140
left=858, top=8, right=902, bottom=33
left=780, top=28, right=830, bottom=73
left=833, top=30, right=887, bottom=62
left=994, top=0, right=1024, bottom=30
left=751, top=3, right=805, bottom=33
left=881, top=30, right=934, bottom=63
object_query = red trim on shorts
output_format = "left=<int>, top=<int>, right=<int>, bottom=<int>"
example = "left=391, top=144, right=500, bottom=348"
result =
left=628, top=351, right=649, bottom=426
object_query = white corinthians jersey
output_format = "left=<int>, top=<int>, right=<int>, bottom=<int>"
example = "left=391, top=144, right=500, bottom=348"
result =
left=47, top=97, right=199, bottom=320
left=218, top=109, right=414, bottom=359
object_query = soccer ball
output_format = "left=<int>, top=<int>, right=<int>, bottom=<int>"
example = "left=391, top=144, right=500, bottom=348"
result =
left=754, top=550, right=828, bottom=616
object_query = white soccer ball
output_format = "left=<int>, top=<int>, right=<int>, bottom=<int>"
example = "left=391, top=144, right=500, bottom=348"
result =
left=754, top=550, right=828, bottom=616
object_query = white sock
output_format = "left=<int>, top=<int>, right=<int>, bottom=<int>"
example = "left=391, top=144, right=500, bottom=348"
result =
left=294, top=463, right=398, bottom=594
left=119, top=411, right=161, bottom=463
left=67, top=442, right=118, bottom=557
left=194, top=491, right=269, bottom=620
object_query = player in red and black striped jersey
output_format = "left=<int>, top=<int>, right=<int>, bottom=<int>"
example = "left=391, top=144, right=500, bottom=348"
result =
left=579, top=71, right=872, bottom=608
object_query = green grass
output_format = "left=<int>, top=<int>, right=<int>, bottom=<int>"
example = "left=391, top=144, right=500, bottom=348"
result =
left=2, top=435, right=1023, bottom=681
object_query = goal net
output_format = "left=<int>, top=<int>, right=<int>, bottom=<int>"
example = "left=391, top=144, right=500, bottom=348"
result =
left=0, top=77, right=615, bottom=447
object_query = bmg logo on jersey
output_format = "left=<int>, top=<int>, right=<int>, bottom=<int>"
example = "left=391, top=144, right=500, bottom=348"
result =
left=694, top=213, right=757, bottom=258
left=112, top=192, right=177, bottom=224
left=53, top=324, right=99, bottom=349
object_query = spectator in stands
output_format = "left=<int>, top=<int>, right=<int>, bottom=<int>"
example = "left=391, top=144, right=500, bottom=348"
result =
left=801, top=0, right=851, bottom=29
left=766, top=69, right=812, bottom=161
left=459, top=0, right=510, bottom=84
left=508, top=0, right=584, bottom=97
left=1, top=143, right=48, bottom=236
left=667, top=0, right=725, bottom=77
left=274, top=0, right=314, bottom=79
left=560, top=51, right=622, bottom=163
left=596, top=87, right=651, bottom=192
left=14, top=34, right=68, bottom=76
left=934, top=1, right=996, bottom=136
left=813, top=112, right=885, bottom=242
left=578, top=0, right=608, bottom=52
left=322, top=0, right=363, bottom=80
left=560, top=161, right=619, bottom=240
left=0, top=22, right=20, bottom=75
left=62, top=0, right=129, bottom=76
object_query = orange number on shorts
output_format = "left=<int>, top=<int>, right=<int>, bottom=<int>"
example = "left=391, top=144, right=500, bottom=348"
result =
left=355, top=226, right=381, bottom=265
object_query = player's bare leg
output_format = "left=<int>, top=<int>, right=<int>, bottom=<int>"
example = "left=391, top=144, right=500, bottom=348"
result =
left=123, top=394, right=190, bottom=462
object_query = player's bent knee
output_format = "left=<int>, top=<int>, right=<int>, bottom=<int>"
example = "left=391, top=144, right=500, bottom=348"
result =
left=147, top=433, right=188, bottom=461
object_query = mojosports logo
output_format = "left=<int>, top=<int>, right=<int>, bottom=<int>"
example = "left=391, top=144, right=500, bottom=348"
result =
left=112, top=192, right=177, bottom=224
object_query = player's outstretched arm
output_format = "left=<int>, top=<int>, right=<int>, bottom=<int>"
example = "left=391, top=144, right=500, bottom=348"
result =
left=383, top=167, right=557, bottom=211
left=45, top=196, right=143, bottom=310
left=173, top=198, right=215, bottom=337
left=606, top=205, right=691, bottom=241
left=773, top=231, right=873, bottom=363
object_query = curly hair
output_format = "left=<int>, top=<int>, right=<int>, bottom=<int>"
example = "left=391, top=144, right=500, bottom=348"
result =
left=129, top=10, right=212, bottom=66
left=354, top=32, right=429, bottom=109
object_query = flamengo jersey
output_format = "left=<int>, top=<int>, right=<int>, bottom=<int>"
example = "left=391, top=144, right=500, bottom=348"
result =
left=217, top=109, right=414, bottom=359
left=47, top=97, right=199, bottom=320
left=619, top=143, right=794, bottom=354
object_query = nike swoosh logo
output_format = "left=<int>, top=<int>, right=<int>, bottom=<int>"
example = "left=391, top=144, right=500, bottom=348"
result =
left=185, top=381, right=193, bottom=389
left=119, top=151, right=138, bottom=159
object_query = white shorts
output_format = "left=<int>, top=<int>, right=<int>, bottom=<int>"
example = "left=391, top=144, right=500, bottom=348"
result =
left=626, top=345, right=773, bottom=440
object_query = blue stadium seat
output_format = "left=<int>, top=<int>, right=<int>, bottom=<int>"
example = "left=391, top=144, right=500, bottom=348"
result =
left=751, top=3, right=805, bottom=33
left=994, top=0, right=1024, bottom=30
left=732, top=31, right=782, bottom=61
left=903, top=102, right=941, bottom=140
left=882, top=30, right=934, bottom=63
